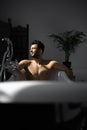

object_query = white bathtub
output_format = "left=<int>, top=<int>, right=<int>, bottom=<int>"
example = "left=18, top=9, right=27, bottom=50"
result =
left=0, top=80, right=87, bottom=103
left=0, top=71, right=87, bottom=103
left=0, top=71, right=87, bottom=123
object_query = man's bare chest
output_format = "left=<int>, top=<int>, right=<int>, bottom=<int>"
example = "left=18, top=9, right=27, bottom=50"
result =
left=28, top=64, right=51, bottom=75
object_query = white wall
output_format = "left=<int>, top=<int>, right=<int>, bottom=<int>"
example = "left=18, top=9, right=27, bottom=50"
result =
left=0, top=0, right=87, bottom=81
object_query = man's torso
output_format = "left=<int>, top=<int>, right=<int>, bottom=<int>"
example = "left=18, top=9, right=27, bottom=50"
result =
left=23, top=60, right=54, bottom=80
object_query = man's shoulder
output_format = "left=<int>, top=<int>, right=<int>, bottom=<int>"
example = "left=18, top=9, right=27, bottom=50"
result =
left=44, top=59, right=59, bottom=65
left=19, top=59, right=32, bottom=64
left=47, top=59, right=58, bottom=63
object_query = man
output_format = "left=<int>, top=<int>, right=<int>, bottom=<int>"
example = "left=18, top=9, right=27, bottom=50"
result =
left=16, top=40, right=73, bottom=80
left=7, top=40, right=82, bottom=130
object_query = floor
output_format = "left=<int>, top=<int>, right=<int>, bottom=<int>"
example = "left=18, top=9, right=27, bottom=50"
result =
left=1, top=103, right=87, bottom=130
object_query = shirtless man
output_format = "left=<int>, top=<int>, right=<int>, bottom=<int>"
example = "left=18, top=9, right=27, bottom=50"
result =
left=16, top=40, right=73, bottom=80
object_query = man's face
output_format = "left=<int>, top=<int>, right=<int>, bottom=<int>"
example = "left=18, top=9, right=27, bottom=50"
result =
left=30, top=44, right=40, bottom=58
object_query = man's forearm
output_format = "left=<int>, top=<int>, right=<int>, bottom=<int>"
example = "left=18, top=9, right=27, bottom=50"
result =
left=15, top=69, right=26, bottom=80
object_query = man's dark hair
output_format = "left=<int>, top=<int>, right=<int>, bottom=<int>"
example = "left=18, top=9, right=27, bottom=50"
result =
left=31, top=40, right=45, bottom=53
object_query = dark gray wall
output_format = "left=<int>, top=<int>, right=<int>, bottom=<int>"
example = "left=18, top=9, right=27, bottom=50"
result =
left=0, top=0, right=87, bottom=80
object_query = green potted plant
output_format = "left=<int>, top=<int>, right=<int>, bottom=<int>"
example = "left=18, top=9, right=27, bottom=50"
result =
left=49, top=30, right=86, bottom=68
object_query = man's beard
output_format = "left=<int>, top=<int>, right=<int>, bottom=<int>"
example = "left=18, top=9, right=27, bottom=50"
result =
left=30, top=52, right=40, bottom=59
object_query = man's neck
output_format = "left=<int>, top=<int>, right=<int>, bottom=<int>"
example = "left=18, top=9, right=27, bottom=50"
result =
left=33, top=58, right=44, bottom=64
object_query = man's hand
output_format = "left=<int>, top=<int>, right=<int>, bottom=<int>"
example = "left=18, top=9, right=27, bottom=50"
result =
left=5, top=60, right=18, bottom=74
left=67, top=68, right=73, bottom=80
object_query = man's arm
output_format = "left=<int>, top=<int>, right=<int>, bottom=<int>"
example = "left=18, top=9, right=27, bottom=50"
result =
left=51, top=60, right=73, bottom=80
left=15, top=60, right=28, bottom=80
left=17, top=60, right=28, bottom=70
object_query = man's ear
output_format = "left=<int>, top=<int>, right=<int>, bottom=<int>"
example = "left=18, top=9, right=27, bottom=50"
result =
left=39, top=49, right=43, bottom=54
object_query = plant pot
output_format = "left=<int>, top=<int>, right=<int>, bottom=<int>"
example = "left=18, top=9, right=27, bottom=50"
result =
left=63, top=61, right=71, bottom=68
